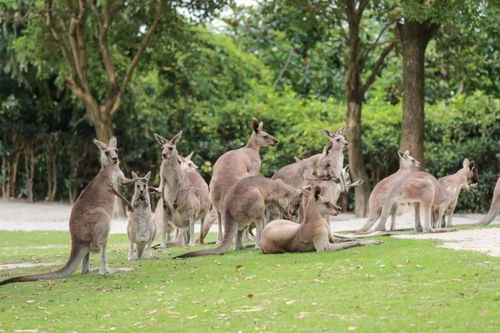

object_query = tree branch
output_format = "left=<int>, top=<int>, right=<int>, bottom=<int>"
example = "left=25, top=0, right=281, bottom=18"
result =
left=360, top=40, right=397, bottom=95
left=109, top=0, right=165, bottom=117
left=363, top=18, right=397, bottom=57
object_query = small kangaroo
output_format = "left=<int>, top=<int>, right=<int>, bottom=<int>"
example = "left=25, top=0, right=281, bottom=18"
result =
left=127, top=171, right=157, bottom=261
left=358, top=150, right=421, bottom=233
left=0, top=137, right=135, bottom=285
left=437, top=159, right=476, bottom=227
left=174, top=176, right=302, bottom=258
left=154, top=131, right=210, bottom=247
left=260, top=185, right=381, bottom=254
left=472, top=177, right=500, bottom=226
left=209, top=119, right=278, bottom=243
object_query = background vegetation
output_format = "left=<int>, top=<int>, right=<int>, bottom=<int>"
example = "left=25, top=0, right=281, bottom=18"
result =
left=0, top=0, right=498, bottom=213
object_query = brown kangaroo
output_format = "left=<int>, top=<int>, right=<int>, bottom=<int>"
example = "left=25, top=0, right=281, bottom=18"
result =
left=209, top=119, right=278, bottom=243
left=174, top=176, right=301, bottom=258
left=436, top=159, right=476, bottom=227
left=154, top=131, right=210, bottom=247
left=357, top=150, right=421, bottom=233
left=260, top=185, right=381, bottom=254
left=0, top=137, right=136, bottom=285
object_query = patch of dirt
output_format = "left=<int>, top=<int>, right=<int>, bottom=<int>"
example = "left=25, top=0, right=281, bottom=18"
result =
left=393, top=228, right=500, bottom=257
left=0, top=262, right=62, bottom=270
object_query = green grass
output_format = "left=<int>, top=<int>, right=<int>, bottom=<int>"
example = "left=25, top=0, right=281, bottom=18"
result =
left=0, top=231, right=498, bottom=332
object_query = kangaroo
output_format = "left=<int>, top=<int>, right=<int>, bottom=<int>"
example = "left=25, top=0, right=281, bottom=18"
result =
left=357, top=151, right=421, bottom=233
left=127, top=171, right=157, bottom=261
left=154, top=131, right=210, bottom=247
left=436, top=159, right=476, bottom=227
left=209, top=119, right=278, bottom=243
left=272, top=127, right=347, bottom=189
left=0, top=137, right=136, bottom=285
left=260, top=185, right=381, bottom=254
left=174, top=176, right=302, bottom=258
left=377, top=170, right=452, bottom=233
left=472, top=177, right=500, bottom=226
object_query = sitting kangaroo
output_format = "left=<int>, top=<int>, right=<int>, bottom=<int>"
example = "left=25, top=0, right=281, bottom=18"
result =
left=154, top=131, right=210, bottom=247
left=260, top=186, right=381, bottom=254
left=175, top=176, right=302, bottom=258
left=472, top=177, right=500, bottom=226
left=209, top=119, right=278, bottom=243
left=437, top=159, right=476, bottom=228
left=358, top=150, right=421, bottom=233
left=0, top=137, right=135, bottom=285
left=127, top=171, right=157, bottom=261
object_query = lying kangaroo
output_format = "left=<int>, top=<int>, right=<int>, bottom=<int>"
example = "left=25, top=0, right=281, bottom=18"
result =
left=260, top=185, right=381, bottom=254
left=437, top=159, right=476, bottom=228
left=175, top=176, right=302, bottom=258
left=209, top=119, right=278, bottom=243
left=0, top=137, right=135, bottom=285
left=472, top=177, right=500, bottom=226
left=127, top=171, right=157, bottom=261
left=154, top=131, right=210, bottom=247
left=358, top=150, right=421, bottom=233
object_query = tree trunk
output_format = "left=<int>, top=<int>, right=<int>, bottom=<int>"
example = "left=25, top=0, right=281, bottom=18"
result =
left=399, top=20, right=439, bottom=165
left=346, top=97, right=371, bottom=217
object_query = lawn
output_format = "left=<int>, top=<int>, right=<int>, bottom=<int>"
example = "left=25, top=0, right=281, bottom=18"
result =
left=0, top=230, right=498, bottom=332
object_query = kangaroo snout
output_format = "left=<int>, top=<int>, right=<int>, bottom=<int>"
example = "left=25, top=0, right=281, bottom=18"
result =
left=112, top=157, right=118, bottom=163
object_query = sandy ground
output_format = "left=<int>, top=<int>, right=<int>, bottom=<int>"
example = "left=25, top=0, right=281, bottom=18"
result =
left=0, top=199, right=498, bottom=257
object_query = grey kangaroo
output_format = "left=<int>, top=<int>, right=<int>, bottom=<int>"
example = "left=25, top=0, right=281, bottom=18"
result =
left=1, top=137, right=135, bottom=285
left=174, top=176, right=302, bottom=258
left=127, top=171, right=157, bottom=260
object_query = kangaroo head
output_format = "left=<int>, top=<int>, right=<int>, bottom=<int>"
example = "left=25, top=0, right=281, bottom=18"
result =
left=94, top=137, right=120, bottom=166
left=252, top=119, right=278, bottom=147
left=131, top=170, right=151, bottom=198
left=154, top=131, right=182, bottom=160
left=312, top=185, right=341, bottom=217
left=323, top=127, right=348, bottom=150
left=462, top=159, right=476, bottom=183
left=179, top=152, right=198, bottom=170
left=314, top=141, right=341, bottom=181
left=339, top=165, right=364, bottom=192
left=398, top=150, right=421, bottom=169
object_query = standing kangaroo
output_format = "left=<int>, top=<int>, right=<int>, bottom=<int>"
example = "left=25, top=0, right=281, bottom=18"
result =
left=175, top=176, right=302, bottom=258
left=0, top=137, right=135, bottom=286
left=209, top=119, right=278, bottom=243
left=154, top=131, right=210, bottom=247
left=437, top=159, right=476, bottom=227
left=377, top=171, right=452, bottom=233
left=358, top=151, right=421, bottom=233
left=127, top=171, right=157, bottom=261
left=260, top=186, right=381, bottom=254
left=472, top=177, right=500, bottom=226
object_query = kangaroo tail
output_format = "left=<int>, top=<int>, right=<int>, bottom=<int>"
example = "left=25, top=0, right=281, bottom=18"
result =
left=174, top=213, right=236, bottom=259
left=136, top=244, right=146, bottom=258
left=472, top=198, right=499, bottom=226
left=0, top=243, right=88, bottom=286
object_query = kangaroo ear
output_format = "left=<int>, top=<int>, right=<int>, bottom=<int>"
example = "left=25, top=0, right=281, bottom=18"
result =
left=343, top=164, right=350, bottom=172
left=258, top=121, right=264, bottom=131
left=171, top=130, right=182, bottom=145
left=469, top=160, right=475, bottom=169
left=404, top=150, right=410, bottom=155
left=154, top=133, right=168, bottom=145
left=93, top=139, right=107, bottom=151
left=336, top=126, right=345, bottom=136
left=186, top=151, right=194, bottom=160
left=108, top=136, right=117, bottom=148
left=301, top=185, right=312, bottom=197
left=294, top=156, right=301, bottom=163
left=314, top=185, right=322, bottom=200
left=131, top=171, right=138, bottom=179
left=398, top=151, right=404, bottom=158
left=463, top=158, right=470, bottom=168
left=144, top=171, right=152, bottom=181
left=252, top=119, right=260, bottom=133
left=323, top=129, right=335, bottom=138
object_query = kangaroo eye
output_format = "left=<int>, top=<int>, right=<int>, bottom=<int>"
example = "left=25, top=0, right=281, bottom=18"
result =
left=105, top=151, right=110, bottom=156
left=336, top=138, right=340, bottom=142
